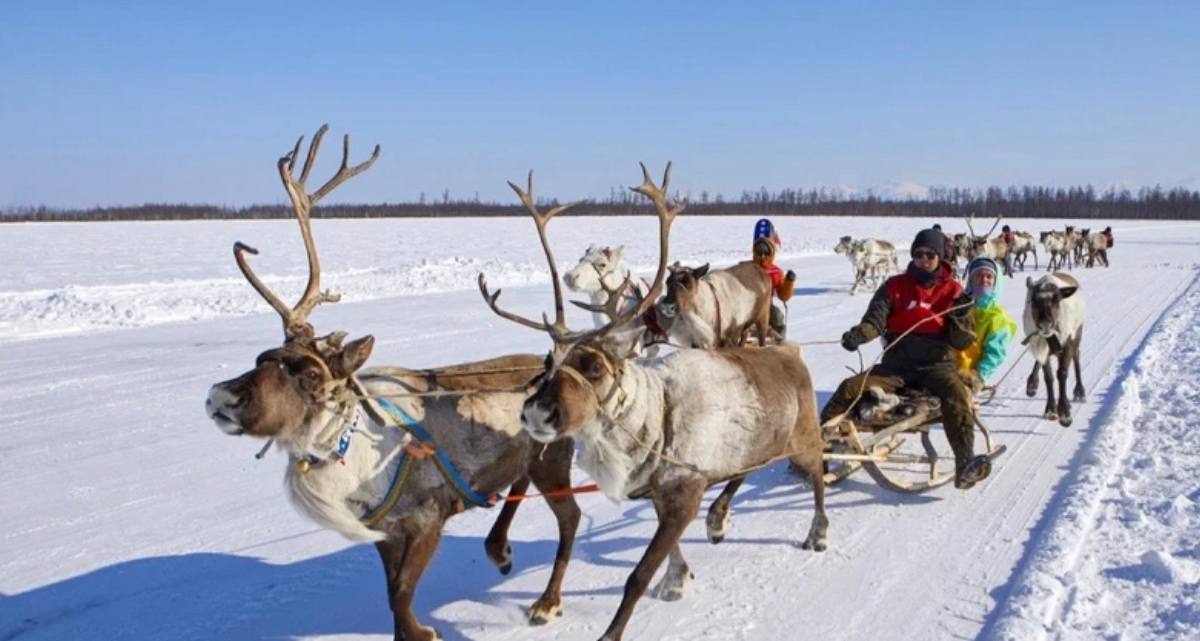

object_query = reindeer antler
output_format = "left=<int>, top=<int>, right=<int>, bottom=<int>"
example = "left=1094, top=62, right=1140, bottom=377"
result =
left=984, top=214, right=1003, bottom=238
left=477, top=171, right=579, bottom=334
left=235, top=124, right=380, bottom=339
left=480, top=162, right=681, bottom=360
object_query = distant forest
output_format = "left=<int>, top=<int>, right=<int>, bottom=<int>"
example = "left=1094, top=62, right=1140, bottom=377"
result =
left=3, top=184, right=1198, bottom=222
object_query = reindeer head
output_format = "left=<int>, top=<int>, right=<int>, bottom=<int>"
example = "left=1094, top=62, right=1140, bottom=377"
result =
left=834, top=236, right=854, bottom=255
left=479, top=163, right=679, bottom=443
left=563, top=244, right=626, bottom=294
left=654, top=262, right=709, bottom=328
left=1025, top=275, right=1078, bottom=337
left=206, top=125, right=380, bottom=448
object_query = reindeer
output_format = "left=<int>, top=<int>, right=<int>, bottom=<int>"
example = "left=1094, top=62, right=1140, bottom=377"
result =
left=1085, top=230, right=1109, bottom=267
left=1009, top=230, right=1039, bottom=270
left=1023, top=274, right=1086, bottom=427
left=963, top=214, right=1009, bottom=275
left=563, top=244, right=661, bottom=360
left=834, top=236, right=898, bottom=295
left=1074, top=227, right=1092, bottom=266
left=652, top=259, right=773, bottom=348
left=1040, top=230, right=1073, bottom=271
left=204, top=126, right=581, bottom=641
left=482, top=163, right=828, bottom=641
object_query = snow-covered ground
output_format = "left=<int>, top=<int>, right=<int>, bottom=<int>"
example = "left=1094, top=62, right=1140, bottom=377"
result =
left=1, top=215, right=1197, bottom=641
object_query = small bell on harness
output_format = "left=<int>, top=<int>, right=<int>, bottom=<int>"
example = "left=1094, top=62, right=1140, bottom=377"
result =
left=296, top=458, right=311, bottom=474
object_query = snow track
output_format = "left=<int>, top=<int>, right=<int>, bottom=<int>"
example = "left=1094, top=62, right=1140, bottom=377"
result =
left=1, top=218, right=1197, bottom=641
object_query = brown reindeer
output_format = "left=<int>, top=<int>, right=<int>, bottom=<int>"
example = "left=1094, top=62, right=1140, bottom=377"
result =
left=204, top=126, right=581, bottom=641
left=482, top=163, right=828, bottom=641
left=652, top=260, right=772, bottom=348
left=1023, top=273, right=1086, bottom=427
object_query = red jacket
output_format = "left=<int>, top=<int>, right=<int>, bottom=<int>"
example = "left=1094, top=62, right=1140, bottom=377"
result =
left=857, top=263, right=972, bottom=368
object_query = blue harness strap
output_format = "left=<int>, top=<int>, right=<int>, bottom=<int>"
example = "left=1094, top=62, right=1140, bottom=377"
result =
left=376, top=398, right=498, bottom=508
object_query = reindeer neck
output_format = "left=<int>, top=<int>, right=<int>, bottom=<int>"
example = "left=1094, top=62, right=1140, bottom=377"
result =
left=283, top=382, right=410, bottom=542
left=575, top=364, right=667, bottom=500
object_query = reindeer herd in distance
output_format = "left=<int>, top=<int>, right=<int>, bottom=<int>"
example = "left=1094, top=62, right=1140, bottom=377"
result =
left=833, top=214, right=1113, bottom=297
left=204, top=126, right=1095, bottom=641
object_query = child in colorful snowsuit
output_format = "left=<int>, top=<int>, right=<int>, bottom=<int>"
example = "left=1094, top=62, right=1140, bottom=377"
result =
left=956, top=257, right=1018, bottom=392
left=752, top=219, right=796, bottom=337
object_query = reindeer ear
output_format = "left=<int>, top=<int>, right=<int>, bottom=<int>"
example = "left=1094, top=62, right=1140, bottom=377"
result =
left=330, top=335, right=375, bottom=379
left=613, top=245, right=625, bottom=259
left=1026, top=276, right=1035, bottom=289
left=1058, top=286, right=1078, bottom=299
left=694, top=263, right=710, bottom=278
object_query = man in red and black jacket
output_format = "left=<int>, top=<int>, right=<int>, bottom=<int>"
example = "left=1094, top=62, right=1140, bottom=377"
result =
left=820, top=228, right=992, bottom=489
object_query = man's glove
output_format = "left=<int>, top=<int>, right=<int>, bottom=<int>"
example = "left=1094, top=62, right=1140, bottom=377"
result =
left=950, top=294, right=974, bottom=319
left=841, top=326, right=867, bottom=352
left=785, top=269, right=796, bottom=281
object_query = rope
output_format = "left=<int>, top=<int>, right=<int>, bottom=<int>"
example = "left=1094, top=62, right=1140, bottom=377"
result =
left=979, top=342, right=1031, bottom=402
left=501, top=483, right=601, bottom=502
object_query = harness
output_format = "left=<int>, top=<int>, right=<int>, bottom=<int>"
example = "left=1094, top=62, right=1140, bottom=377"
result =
left=287, top=371, right=504, bottom=528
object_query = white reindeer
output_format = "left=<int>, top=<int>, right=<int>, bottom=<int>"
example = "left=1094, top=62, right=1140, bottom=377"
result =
left=482, top=163, right=828, bottom=641
left=834, top=235, right=898, bottom=295
left=1010, top=231, right=1039, bottom=270
left=563, top=244, right=660, bottom=359
left=1085, top=231, right=1109, bottom=267
left=1024, top=273, right=1086, bottom=426
left=1040, top=230, right=1072, bottom=271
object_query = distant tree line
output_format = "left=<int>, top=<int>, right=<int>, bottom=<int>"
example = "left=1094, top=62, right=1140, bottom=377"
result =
left=3, top=184, right=1197, bottom=222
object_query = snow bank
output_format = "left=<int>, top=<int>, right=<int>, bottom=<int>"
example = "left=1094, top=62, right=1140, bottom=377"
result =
left=985, top=272, right=1200, bottom=641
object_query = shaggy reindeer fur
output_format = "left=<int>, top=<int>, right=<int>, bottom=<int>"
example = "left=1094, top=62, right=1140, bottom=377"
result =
left=1023, top=273, right=1086, bottom=426
left=654, top=261, right=772, bottom=348
left=522, top=342, right=827, bottom=641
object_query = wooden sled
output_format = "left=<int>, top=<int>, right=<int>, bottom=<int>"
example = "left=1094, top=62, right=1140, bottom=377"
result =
left=822, top=393, right=1007, bottom=493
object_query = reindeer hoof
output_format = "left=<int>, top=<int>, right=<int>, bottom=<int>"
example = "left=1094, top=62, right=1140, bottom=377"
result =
left=1073, top=391, right=1086, bottom=402
left=488, top=543, right=513, bottom=575
left=706, top=513, right=730, bottom=545
left=801, top=540, right=830, bottom=554
left=653, top=571, right=693, bottom=602
left=1059, top=415, right=1073, bottom=428
left=1043, top=410, right=1058, bottom=421
left=1026, top=386, right=1037, bottom=398
left=528, top=601, right=563, bottom=625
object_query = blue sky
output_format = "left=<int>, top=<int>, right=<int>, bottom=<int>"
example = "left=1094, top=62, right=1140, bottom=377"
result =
left=2, top=1, right=1197, bottom=208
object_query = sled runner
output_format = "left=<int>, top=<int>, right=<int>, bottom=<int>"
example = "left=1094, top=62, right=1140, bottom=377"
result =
left=821, top=389, right=1007, bottom=493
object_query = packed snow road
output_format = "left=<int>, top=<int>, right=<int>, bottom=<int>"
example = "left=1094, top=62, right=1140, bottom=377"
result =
left=1, top=217, right=1197, bottom=641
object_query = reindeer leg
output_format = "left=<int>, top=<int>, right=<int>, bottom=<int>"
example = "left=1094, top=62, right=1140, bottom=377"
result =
left=1042, top=361, right=1057, bottom=421
left=484, top=476, right=530, bottom=575
left=598, top=477, right=705, bottom=641
left=1072, top=335, right=1086, bottom=402
left=1056, top=351, right=1074, bottom=427
left=1026, top=359, right=1041, bottom=397
left=376, top=508, right=446, bottom=641
left=795, top=449, right=828, bottom=551
left=652, top=544, right=693, bottom=602
left=525, top=438, right=581, bottom=625
left=705, top=476, right=746, bottom=544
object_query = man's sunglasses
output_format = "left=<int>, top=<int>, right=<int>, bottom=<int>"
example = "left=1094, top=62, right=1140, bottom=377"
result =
left=911, top=249, right=939, bottom=260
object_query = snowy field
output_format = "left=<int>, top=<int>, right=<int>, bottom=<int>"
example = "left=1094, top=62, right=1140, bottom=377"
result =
left=1, top=215, right=1198, bottom=641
